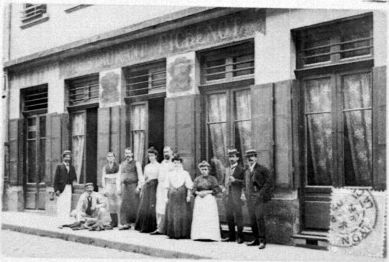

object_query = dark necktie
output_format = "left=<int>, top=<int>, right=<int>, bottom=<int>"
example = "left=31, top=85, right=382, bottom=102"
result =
left=86, top=196, right=92, bottom=216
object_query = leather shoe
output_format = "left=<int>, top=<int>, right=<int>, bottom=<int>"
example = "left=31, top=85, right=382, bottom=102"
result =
left=237, top=237, right=244, bottom=244
left=246, top=239, right=259, bottom=246
left=118, top=225, right=131, bottom=230
left=258, top=241, right=266, bottom=249
left=222, top=237, right=236, bottom=242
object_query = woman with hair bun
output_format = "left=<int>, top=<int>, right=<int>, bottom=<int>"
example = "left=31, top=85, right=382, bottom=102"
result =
left=191, top=160, right=221, bottom=241
left=164, top=154, right=193, bottom=239
left=135, top=147, right=160, bottom=233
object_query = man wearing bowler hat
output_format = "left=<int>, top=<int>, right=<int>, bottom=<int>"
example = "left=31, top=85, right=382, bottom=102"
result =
left=54, top=150, right=77, bottom=219
left=244, top=149, right=273, bottom=249
left=221, top=148, right=245, bottom=244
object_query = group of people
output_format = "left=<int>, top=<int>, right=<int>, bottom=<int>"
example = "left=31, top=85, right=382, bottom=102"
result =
left=54, top=145, right=273, bottom=250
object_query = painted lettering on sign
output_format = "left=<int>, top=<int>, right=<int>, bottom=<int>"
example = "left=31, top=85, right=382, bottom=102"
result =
left=60, top=10, right=265, bottom=78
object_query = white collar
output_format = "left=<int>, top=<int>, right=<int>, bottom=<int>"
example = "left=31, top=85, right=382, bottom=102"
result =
left=230, top=163, right=238, bottom=169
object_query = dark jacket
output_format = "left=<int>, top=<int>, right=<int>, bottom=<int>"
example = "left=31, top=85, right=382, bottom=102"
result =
left=223, top=164, right=245, bottom=203
left=244, top=163, right=273, bottom=203
left=54, top=163, right=77, bottom=193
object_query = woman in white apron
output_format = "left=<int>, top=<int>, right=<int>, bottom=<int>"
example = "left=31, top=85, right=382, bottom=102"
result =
left=191, top=160, right=221, bottom=241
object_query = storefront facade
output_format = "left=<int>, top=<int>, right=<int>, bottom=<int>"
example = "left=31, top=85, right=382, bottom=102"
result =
left=3, top=7, right=386, bottom=246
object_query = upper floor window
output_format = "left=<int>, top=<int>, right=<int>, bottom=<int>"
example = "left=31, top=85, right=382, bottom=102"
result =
left=295, top=14, right=373, bottom=68
left=67, top=74, right=99, bottom=106
left=125, top=61, right=166, bottom=97
left=21, top=4, right=48, bottom=28
left=200, top=41, right=254, bottom=85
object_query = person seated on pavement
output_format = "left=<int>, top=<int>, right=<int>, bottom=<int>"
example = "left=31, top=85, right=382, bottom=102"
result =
left=61, top=182, right=112, bottom=231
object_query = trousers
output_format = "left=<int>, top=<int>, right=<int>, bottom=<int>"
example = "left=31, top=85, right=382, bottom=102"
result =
left=247, top=199, right=267, bottom=241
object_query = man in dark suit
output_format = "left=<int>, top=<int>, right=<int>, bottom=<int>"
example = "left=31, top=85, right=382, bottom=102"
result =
left=221, top=149, right=245, bottom=244
left=54, top=150, right=77, bottom=218
left=244, top=149, right=274, bottom=250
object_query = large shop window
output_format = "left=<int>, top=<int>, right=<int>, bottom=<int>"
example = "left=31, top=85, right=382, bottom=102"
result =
left=201, top=42, right=254, bottom=84
left=125, top=61, right=166, bottom=97
left=206, top=89, right=252, bottom=168
left=67, top=74, right=99, bottom=106
left=295, top=14, right=372, bottom=68
left=21, top=85, right=48, bottom=209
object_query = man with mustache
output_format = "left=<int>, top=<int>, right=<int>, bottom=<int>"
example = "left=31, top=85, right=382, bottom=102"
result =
left=244, top=149, right=274, bottom=250
left=118, top=148, right=144, bottom=230
left=54, top=150, right=77, bottom=219
left=151, top=146, right=174, bottom=235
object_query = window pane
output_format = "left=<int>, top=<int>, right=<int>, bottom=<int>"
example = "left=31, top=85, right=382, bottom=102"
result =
left=39, top=116, right=46, bottom=138
left=128, top=69, right=149, bottom=95
left=205, top=58, right=226, bottom=81
left=340, top=17, right=372, bottom=59
left=303, top=33, right=331, bottom=65
left=305, top=77, right=331, bottom=113
left=28, top=117, right=37, bottom=127
left=208, top=123, right=228, bottom=166
left=27, top=140, right=37, bottom=183
left=305, top=77, right=333, bottom=185
left=233, top=54, right=254, bottom=77
left=72, top=112, right=86, bottom=183
left=131, top=104, right=146, bottom=130
left=207, top=93, right=227, bottom=122
left=343, top=73, right=372, bottom=109
left=207, top=93, right=227, bottom=168
left=39, top=138, right=46, bottom=182
left=306, top=114, right=333, bottom=185
left=132, top=130, right=146, bottom=163
left=343, top=72, right=373, bottom=186
left=234, top=90, right=251, bottom=154
left=343, top=110, right=372, bottom=186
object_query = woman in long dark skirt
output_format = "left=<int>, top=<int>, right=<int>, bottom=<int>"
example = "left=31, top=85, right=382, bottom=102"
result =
left=135, top=147, right=160, bottom=233
left=164, top=155, right=193, bottom=239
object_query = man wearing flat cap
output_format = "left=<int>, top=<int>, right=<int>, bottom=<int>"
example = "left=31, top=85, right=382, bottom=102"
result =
left=54, top=150, right=77, bottom=218
left=221, top=149, right=245, bottom=244
left=244, top=149, right=274, bottom=250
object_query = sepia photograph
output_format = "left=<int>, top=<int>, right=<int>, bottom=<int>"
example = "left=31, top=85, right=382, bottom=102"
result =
left=0, top=0, right=387, bottom=260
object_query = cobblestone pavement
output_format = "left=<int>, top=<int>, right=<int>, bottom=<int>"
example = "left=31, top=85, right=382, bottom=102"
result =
left=1, top=230, right=154, bottom=259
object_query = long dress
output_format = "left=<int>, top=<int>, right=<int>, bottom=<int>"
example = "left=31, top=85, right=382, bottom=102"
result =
left=164, top=167, right=193, bottom=239
left=135, top=162, right=160, bottom=233
left=191, top=175, right=221, bottom=241
left=119, top=160, right=140, bottom=225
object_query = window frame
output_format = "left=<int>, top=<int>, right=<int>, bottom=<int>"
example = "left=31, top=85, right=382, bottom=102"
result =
left=294, top=13, right=373, bottom=70
left=200, top=41, right=255, bottom=86
left=301, top=67, right=374, bottom=188
left=125, top=61, right=167, bottom=98
left=66, top=74, right=100, bottom=108
left=202, top=82, right=253, bottom=164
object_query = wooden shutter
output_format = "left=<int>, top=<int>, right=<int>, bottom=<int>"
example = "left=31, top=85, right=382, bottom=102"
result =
left=44, top=113, right=62, bottom=185
left=251, top=83, right=274, bottom=170
left=164, top=98, right=177, bottom=150
left=291, top=80, right=303, bottom=189
left=119, top=104, right=128, bottom=161
left=97, top=107, right=110, bottom=187
left=373, top=66, right=386, bottom=190
left=8, top=118, right=24, bottom=186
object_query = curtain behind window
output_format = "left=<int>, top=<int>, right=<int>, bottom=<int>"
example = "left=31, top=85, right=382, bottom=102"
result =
left=208, top=93, right=228, bottom=170
left=305, top=78, right=333, bottom=185
left=131, top=104, right=146, bottom=163
left=234, top=90, right=252, bottom=157
left=343, top=73, right=372, bottom=186
left=72, top=112, right=85, bottom=183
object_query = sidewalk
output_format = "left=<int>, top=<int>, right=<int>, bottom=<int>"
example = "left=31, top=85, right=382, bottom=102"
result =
left=1, top=211, right=385, bottom=261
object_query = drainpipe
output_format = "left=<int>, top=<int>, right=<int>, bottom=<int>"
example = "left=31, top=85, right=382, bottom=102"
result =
left=272, top=83, right=276, bottom=183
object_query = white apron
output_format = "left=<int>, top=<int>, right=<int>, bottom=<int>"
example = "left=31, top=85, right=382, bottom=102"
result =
left=191, top=194, right=221, bottom=241
left=57, top=185, right=72, bottom=219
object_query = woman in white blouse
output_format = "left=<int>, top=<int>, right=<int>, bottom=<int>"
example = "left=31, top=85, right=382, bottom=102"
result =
left=164, top=154, right=193, bottom=239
